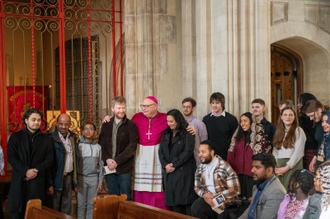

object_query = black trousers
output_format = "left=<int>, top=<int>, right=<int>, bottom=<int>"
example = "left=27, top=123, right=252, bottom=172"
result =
left=173, top=204, right=192, bottom=216
left=191, top=197, right=224, bottom=219
left=238, top=174, right=253, bottom=199
left=10, top=211, right=24, bottom=219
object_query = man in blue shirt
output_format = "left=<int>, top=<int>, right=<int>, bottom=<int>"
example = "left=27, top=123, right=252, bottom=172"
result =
left=239, top=153, right=286, bottom=219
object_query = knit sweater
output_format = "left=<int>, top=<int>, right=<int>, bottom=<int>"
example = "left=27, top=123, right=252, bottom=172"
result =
left=202, top=112, right=238, bottom=160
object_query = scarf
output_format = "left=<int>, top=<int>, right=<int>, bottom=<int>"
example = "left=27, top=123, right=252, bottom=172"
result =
left=229, top=114, right=271, bottom=154
left=285, top=195, right=305, bottom=219
left=317, top=110, right=330, bottom=162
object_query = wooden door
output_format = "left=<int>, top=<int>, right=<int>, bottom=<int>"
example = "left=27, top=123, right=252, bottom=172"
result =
left=271, top=52, right=294, bottom=124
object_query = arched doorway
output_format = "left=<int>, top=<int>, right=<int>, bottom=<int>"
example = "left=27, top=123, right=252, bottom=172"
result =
left=271, top=44, right=303, bottom=123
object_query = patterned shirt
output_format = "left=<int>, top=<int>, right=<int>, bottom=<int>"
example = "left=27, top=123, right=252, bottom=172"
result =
left=58, top=131, right=73, bottom=173
left=195, top=155, right=240, bottom=201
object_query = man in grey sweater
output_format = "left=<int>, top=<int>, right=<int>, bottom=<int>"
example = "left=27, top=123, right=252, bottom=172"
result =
left=239, top=153, right=286, bottom=219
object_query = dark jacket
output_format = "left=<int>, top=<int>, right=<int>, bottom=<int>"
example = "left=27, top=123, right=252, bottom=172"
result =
left=303, top=192, right=322, bottom=219
left=158, top=129, right=197, bottom=206
left=99, top=115, right=139, bottom=174
left=7, top=128, right=54, bottom=212
left=260, top=118, right=276, bottom=147
left=48, top=127, right=79, bottom=190
left=299, top=114, right=319, bottom=151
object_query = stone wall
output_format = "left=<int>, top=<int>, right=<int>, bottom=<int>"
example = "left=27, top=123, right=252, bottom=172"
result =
left=124, top=0, right=330, bottom=120
left=271, top=0, right=330, bottom=106
left=124, top=0, right=182, bottom=118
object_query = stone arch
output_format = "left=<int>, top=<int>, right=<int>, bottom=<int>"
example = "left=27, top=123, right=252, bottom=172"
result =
left=271, top=33, right=330, bottom=105
left=270, top=16, right=330, bottom=104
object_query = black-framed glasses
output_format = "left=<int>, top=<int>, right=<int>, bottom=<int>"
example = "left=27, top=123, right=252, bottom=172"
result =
left=140, top=104, right=155, bottom=109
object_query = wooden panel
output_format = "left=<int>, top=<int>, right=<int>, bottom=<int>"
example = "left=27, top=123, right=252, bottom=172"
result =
left=93, top=194, right=127, bottom=219
left=117, top=201, right=198, bottom=219
left=24, top=199, right=77, bottom=219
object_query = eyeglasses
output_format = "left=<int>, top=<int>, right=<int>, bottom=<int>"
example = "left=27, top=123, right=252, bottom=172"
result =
left=83, top=128, right=95, bottom=131
left=314, top=176, right=321, bottom=180
left=140, top=104, right=155, bottom=109
left=182, top=105, right=192, bottom=109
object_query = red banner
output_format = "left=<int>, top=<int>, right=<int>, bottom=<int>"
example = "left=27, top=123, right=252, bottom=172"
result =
left=7, top=86, right=48, bottom=133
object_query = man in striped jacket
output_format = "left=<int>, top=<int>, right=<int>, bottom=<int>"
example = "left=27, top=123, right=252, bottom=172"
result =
left=191, top=140, right=241, bottom=219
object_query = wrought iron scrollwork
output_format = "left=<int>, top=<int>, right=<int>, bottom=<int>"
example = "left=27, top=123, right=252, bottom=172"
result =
left=33, top=0, right=58, bottom=6
left=33, top=6, right=59, bottom=17
left=4, top=3, right=31, bottom=15
left=64, top=0, right=88, bottom=8
left=5, top=17, right=32, bottom=30
left=34, top=19, right=60, bottom=32
left=90, top=0, right=112, bottom=10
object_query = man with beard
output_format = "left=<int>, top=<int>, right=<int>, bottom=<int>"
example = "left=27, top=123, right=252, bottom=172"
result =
left=99, top=96, right=139, bottom=200
left=7, top=109, right=54, bottom=219
left=182, top=97, right=208, bottom=166
left=203, top=92, right=238, bottom=161
left=239, top=153, right=286, bottom=219
left=103, top=96, right=195, bottom=209
left=191, top=140, right=240, bottom=219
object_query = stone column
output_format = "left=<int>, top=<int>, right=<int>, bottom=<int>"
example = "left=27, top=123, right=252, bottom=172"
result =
left=181, top=0, right=271, bottom=119
left=124, top=0, right=177, bottom=117
left=210, top=0, right=271, bottom=118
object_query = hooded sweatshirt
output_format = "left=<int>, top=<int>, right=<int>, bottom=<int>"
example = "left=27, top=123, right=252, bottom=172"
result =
left=78, top=136, right=103, bottom=185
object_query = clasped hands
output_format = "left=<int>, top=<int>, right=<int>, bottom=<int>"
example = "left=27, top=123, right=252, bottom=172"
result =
left=24, top=168, right=38, bottom=181
left=165, top=163, right=175, bottom=173
left=107, top=159, right=117, bottom=171
left=275, top=165, right=290, bottom=176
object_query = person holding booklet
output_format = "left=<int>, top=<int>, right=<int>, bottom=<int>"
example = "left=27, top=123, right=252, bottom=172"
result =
left=191, top=140, right=241, bottom=219
left=99, top=96, right=139, bottom=201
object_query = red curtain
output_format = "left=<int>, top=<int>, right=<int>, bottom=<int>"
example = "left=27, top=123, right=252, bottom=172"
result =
left=7, top=86, right=48, bottom=132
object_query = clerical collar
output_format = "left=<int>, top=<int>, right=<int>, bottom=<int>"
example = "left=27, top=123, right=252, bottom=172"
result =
left=210, top=110, right=226, bottom=117
left=206, top=156, right=218, bottom=167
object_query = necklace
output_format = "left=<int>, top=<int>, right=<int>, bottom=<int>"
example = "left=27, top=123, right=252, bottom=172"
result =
left=205, top=165, right=212, bottom=179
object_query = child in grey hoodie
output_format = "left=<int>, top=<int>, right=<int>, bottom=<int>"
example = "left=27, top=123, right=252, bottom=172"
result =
left=77, top=122, right=103, bottom=219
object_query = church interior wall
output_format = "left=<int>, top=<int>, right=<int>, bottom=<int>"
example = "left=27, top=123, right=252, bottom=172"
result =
left=124, top=0, right=183, bottom=118
left=271, top=0, right=330, bottom=106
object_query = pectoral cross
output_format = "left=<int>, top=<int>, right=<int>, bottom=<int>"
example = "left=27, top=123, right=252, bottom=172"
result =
left=146, top=130, right=152, bottom=140
left=207, top=174, right=210, bottom=179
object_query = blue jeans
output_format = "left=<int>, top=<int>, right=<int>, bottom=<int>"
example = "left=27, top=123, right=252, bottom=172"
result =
left=106, top=173, right=132, bottom=201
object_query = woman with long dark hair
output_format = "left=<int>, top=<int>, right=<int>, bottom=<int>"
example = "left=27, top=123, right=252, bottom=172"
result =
left=273, top=106, right=306, bottom=189
left=227, top=112, right=271, bottom=199
left=158, top=109, right=197, bottom=215
left=314, top=111, right=330, bottom=166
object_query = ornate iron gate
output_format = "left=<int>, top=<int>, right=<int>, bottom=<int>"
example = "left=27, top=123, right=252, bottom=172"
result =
left=0, top=0, right=124, bottom=175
